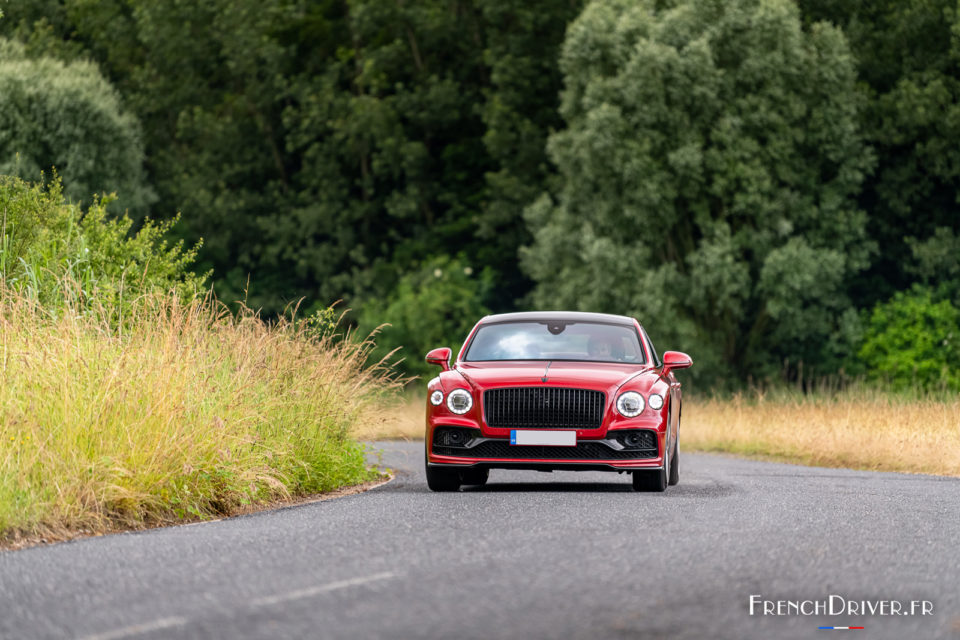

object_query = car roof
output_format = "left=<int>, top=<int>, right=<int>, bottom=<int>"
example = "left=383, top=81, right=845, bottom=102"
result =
left=479, top=311, right=639, bottom=326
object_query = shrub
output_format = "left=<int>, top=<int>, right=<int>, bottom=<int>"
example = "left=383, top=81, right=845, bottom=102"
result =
left=0, top=174, right=207, bottom=316
left=857, top=287, right=960, bottom=390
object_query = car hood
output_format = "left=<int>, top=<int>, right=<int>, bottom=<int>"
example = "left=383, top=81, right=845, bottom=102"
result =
left=454, top=361, right=654, bottom=394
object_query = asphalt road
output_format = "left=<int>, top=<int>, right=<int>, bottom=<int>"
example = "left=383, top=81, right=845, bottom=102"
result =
left=1, top=441, right=958, bottom=640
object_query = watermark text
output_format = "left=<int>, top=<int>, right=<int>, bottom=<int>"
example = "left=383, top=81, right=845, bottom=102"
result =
left=749, top=595, right=933, bottom=617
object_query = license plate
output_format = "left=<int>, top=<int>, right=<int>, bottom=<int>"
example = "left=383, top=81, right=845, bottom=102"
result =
left=510, top=430, right=576, bottom=446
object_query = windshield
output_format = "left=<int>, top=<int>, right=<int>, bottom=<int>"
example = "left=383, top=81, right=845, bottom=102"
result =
left=463, top=321, right=646, bottom=364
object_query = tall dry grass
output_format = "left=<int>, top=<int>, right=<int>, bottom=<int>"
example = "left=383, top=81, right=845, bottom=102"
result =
left=683, top=389, right=960, bottom=476
left=373, top=389, right=960, bottom=476
left=352, top=392, right=425, bottom=441
left=0, top=286, right=400, bottom=543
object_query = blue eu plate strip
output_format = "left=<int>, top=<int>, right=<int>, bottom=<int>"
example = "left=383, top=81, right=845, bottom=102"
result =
left=510, top=430, right=517, bottom=445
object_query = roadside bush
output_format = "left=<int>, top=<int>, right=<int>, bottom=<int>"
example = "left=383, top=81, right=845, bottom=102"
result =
left=856, top=287, right=960, bottom=390
left=357, top=256, right=493, bottom=379
left=0, top=175, right=207, bottom=316
left=0, top=174, right=399, bottom=543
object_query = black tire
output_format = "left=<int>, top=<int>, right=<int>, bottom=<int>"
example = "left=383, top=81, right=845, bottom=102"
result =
left=426, top=464, right=461, bottom=492
left=425, top=444, right=461, bottom=491
left=460, top=468, right=489, bottom=486
left=632, top=466, right=667, bottom=492
left=668, top=439, right=679, bottom=486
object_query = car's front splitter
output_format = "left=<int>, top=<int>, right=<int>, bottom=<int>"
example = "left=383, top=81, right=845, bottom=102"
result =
left=427, top=453, right=664, bottom=472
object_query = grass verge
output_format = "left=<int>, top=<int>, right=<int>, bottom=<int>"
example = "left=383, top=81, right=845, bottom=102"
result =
left=0, top=287, right=399, bottom=546
left=352, top=392, right=425, bottom=441
left=683, top=389, right=960, bottom=476
left=376, top=389, right=960, bottom=477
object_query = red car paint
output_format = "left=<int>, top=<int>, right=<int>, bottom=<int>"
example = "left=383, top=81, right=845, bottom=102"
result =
left=424, top=312, right=692, bottom=485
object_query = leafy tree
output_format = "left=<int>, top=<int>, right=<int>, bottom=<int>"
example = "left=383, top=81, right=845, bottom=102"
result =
left=901, top=226, right=960, bottom=314
left=475, top=0, right=584, bottom=309
left=0, top=38, right=153, bottom=215
left=279, top=0, right=581, bottom=317
left=907, top=227, right=960, bottom=287
left=279, top=0, right=492, bottom=312
left=522, top=0, right=873, bottom=383
left=798, top=0, right=960, bottom=306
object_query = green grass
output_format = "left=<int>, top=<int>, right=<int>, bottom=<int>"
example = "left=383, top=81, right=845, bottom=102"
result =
left=0, top=286, right=399, bottom=543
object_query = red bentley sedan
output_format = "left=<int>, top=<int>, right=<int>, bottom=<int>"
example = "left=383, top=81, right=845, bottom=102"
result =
left=424, top=311, right=692, bottom=492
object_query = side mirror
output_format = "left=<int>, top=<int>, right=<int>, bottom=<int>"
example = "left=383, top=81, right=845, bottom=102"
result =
left=425, top=347, right=452, bottom=371
left=661, top=351, right=692, bottom=376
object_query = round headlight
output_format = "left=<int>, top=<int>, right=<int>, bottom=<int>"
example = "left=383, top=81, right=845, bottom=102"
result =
left=648, top=393, right=664, bottom=411
left=446, top=389, right=473, bottom=414
left=616, top=391, right=645, bottom=417
left=429, top=390, right=444, bottom=406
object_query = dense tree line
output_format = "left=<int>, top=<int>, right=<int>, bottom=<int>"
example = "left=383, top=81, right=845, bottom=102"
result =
left=1, top=0, right=957, bottom=386
left=0, top=0, right=579, bottom=313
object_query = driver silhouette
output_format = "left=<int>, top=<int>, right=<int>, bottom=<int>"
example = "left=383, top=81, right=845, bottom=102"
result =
left=587, top=336, right=620, bottom=361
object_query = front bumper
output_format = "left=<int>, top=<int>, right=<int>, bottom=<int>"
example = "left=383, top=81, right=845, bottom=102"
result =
left=425, top=391, right=671, bottom=472
left=428, top=431, right=663, bottom=471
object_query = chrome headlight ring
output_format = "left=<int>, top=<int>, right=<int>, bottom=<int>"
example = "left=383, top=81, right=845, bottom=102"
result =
left=446, top=388, right=473, bottom=414
left=616, top=391, right=645, bottom=417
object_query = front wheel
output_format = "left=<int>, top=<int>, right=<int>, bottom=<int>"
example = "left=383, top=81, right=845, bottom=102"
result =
left=668, top=439, right=679, bottom=486
left=426, top=464, right=461, bottom=492
left=632, top=466, right=667, bottom=492
left=460, top=468, right=489, bottom=486
left=425, top=448, right=461, bottom=492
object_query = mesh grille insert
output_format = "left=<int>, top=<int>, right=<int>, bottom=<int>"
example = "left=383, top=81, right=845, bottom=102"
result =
left=483, top=387, right=605, bottom=429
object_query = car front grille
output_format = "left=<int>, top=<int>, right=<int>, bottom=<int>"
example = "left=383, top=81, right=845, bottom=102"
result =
left=433, top=438, right=657, bottom=460
left=483, top=387, right=605, bottom=429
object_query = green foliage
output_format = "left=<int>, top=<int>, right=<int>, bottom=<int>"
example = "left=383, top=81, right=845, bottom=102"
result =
left=522, top=0, right=872, bottom=384
left=357, top=256, right=492, bottom=379
left=0, top=0, right=577, bottom=317
left=906, top=226, right=960, bottom=303
left=0, top=175, right=207, bottom=314
left=798, top=0, right=960, bottom=305
left=475, top=1, right=585, bottom=308
left=0, top=38, right=153, bottom=215
left=3, top=0, right=959, bottom=392
left=856, top=287, right=960, bottom=391
left=304, top=304, right=345, bottom=341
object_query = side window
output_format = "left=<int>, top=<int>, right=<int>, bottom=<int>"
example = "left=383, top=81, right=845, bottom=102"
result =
left=641, top=327, right=661, bottom=367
